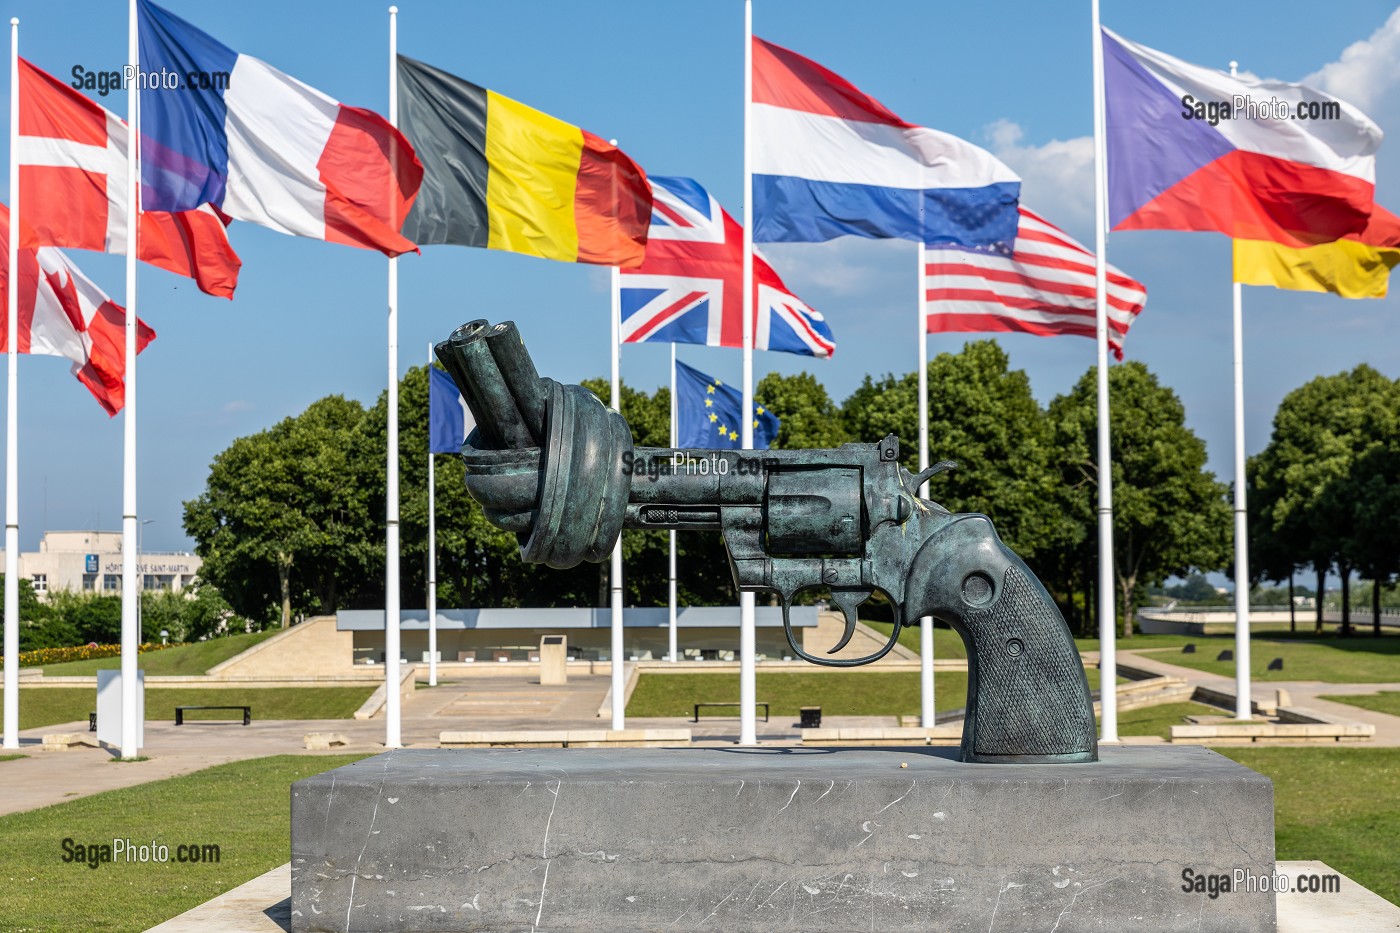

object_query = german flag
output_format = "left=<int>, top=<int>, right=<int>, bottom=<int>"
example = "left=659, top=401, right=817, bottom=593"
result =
left=1234, top=205, right=1400, bottom=299
left=397, top=55, right=651, bottom=267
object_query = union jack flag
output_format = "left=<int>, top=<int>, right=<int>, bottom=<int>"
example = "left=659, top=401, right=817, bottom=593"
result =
left=619, top=176, right=836, bottom=358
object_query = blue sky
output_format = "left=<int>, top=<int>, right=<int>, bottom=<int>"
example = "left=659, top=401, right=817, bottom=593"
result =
left=3, top=0, right=1400, bottom=553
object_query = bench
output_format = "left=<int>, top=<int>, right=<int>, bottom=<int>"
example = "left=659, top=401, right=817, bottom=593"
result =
left=175, top=705, right=251, bottom=726
left=693, top=702, right=769, bottom=723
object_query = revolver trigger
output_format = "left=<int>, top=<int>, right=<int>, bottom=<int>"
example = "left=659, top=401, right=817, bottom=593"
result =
left=827, top=589, right=872, bottom=654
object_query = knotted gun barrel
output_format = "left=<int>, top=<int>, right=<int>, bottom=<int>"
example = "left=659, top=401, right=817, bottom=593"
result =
left=434, top=320, right=630, bottom=568
left=436, top=320, right=1098, bottom=764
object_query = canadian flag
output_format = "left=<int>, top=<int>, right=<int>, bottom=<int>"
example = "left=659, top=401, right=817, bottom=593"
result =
left=0, top=204, right=156, bottom=415
left=16, top=58, right=241, bottom=299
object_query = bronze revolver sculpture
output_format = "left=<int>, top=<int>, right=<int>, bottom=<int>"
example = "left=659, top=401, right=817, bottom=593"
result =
left=436, top=320, right=1097, bottom=764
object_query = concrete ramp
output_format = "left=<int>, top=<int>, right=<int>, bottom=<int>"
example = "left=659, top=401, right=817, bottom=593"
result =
left=208, top=617, right=357, bottom=679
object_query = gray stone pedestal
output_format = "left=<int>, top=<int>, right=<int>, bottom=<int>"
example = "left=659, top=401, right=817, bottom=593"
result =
left=291, top=745, right=1274, bottom=932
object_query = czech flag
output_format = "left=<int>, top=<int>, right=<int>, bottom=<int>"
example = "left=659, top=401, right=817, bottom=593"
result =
left=1103, top=27, right=1382, bottom=248
left=137, top=0, right=422, bottom=256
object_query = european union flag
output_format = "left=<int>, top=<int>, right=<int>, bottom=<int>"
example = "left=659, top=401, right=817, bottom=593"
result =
left=429, top=367, right=476, bottom=454
left=675, top=360, right=779, bottom=449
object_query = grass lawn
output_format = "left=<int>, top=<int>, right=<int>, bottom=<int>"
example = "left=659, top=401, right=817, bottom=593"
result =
left=1136, top=635, right=1400, bottom=683
left=1074, top=632, right=1217, bottom=652
left=864, top=623, right=1233, bottom=660
left=1104, top=701, right=1219, bottom=739
left=0, top=753, right=368, bottom=932
left=627, top=668, right=1105, bottom=719
left=1, top=686, right=375, bottom=731
left=1220, top=747, right=1400, bottom=906
left=0, top=753, right=25, bottom=763
left=36, top=630, right=280, bottom=677
left=1319, top=692, right=1400, bottom=717
left=862, top=621, right=967, bottom=659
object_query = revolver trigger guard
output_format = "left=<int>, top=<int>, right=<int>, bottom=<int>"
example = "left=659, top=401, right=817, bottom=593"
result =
left=778, top=587, right=905, bottom=668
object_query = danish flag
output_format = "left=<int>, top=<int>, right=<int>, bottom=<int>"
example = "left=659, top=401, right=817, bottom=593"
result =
left=16, top=58, right=241, bottom=298
left=620, top=176, right=835, bottom=358
left=0, top=204, right=156, bottom=414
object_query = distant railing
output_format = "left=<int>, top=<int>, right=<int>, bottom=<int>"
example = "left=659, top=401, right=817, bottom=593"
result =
left=1138, top=606, right=1399, bottom=628
left=1137, top=607, right=1297, bottom=624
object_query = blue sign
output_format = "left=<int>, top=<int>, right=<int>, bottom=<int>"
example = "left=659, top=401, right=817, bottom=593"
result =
left=85, top=554, right=99, bottom=574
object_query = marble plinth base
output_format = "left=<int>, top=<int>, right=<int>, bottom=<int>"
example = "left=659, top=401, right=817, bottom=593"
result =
left=290, top=744, right=1274, bottom=932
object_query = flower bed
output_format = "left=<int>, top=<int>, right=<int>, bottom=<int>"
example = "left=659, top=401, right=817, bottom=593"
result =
left=6, top=642, right=178, bottom=668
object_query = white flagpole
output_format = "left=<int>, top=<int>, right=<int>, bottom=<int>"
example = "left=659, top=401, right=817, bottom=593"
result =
left=119, top=0, right=141, bottom=759
left=917, top=243, right=934, bottom=729
left=609, top=264, right=625, bottom=730
left=738, top=0, right=757, bottom=747
left=383, top=4, right=402, bottom=748
left=1228, top=61, right=1252, bottom=720
left=426, top=343, right=437, bottom=687
left=1091, top=0, right=1118, bottom=742
left=668, top=341, right=678, bottom=664
left=3, top=17, right=20, bottom=751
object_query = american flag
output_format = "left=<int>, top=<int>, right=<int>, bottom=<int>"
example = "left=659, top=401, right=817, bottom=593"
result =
left=620, top=176, right=836, bottom=358
left=924, top=206, right=1146, bottom=359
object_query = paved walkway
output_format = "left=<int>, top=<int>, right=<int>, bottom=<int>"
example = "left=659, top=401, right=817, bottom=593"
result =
left=1114, top=649, right=1400, bottom=745
left=2, top=672, right=872, bottom=815
left=7, top=654, right=1400, bottom=816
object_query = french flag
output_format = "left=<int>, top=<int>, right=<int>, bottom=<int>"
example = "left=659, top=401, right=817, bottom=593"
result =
left=137, top=0, right=423, bottom=256
left=751, top=37, right=1020, bottom=249
left=1104, top=27, right=1382, bottom=247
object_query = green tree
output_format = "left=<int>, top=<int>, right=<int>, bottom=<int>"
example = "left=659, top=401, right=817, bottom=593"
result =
left=184, top=395, right=377, bottom=627
left=19, top=615, right=79, bottom=650
left=63, top=594, right=123, bottom=643
left=1050, top=362, right=1230, bottom=636
left=842, top=340, right=1070, bottom=568
left=1343, top=441, right=1400, bottom=634
left=1250, top=366, right=1400, bottom=635
left=1166, top=572, right=1219, bottom=604
left=183, top=582, right=240, bottom=640
left=0, top=577, right=48, bottom=625
left=140, top=590, right=188, bottom=643
left=756, top=371, right=850, bottom=449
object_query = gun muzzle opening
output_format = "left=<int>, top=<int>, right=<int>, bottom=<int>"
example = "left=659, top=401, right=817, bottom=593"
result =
left=435, top=319, right=544, bottom=450
left=484, top=321, right=548, bottom=442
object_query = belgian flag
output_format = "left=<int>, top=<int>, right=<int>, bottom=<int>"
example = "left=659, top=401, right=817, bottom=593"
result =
left=397, top=55, right=651, bottom=267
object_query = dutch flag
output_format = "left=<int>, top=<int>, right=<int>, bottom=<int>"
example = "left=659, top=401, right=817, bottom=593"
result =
left=751, top=37, right=1021, bottom=250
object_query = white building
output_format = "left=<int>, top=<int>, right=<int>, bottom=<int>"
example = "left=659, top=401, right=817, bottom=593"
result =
left=0, top=530, right=202, bottom=599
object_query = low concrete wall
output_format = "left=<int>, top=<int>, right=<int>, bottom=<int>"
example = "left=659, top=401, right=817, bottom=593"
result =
left=438, top=728, right=691, bottom=748
left=1171, top=721, right=1374, bottom=744
left=802, top=725, right=962, bottom=746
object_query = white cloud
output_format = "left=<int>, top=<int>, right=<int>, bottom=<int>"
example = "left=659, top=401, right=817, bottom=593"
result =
left=1305, top=7, right=1400, bottom=113
left=982, top=119, right=1094, bottom=239
left=761, top=237, right=907, bottom=299
left=221, top=400, right=252, bottom=413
